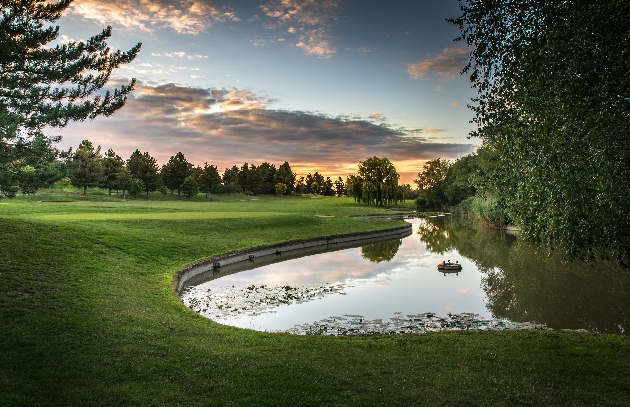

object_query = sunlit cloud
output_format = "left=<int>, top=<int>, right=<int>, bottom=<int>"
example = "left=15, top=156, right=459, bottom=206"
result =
left=68, top=0, right=240, bottom=35
left=407, top=47, right=470, bottom=80
left=59, top=80, right=475, bottom=180
left=151, top=52, right=209, bottom=60
left=260, top=0, right=339, bottom=58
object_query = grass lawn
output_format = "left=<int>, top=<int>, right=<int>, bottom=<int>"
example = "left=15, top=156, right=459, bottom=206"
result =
left=1, top=191, right=629, bottom=406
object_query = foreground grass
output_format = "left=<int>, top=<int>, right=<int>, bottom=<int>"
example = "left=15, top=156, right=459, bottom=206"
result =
left=1, top=193, right=629, bottom=406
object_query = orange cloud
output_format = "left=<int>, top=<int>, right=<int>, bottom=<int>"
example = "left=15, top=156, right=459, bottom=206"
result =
left=68, top=0, right=240, bottom=34
left=407, top=47, right=470, bottom=80
left=59, top=80, right=475, bottom=181
left=260, top=0, right=339, bottom=58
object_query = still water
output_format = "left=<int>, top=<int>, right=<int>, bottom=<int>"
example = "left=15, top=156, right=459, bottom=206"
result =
left=181, top=216, right=630, bottom=335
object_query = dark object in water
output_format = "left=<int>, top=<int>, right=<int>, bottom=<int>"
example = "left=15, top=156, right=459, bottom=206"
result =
left=438, top=260, right=462, bottom=272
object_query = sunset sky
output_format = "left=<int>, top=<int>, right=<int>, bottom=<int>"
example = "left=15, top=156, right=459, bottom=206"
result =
left=52, top=0, right=480, bottom=184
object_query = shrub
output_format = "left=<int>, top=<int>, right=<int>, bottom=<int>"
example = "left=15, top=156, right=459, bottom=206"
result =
left=181, top=175, right=199, bottom=198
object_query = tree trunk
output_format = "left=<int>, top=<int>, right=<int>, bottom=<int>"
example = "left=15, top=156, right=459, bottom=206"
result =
left=83, top=185, right=87, bottom=196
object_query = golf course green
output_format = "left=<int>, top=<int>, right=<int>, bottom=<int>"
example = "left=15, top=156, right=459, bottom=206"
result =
left=1, top=191, right=629, bottom=406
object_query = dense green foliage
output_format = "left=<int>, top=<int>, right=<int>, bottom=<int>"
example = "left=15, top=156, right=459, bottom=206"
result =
left=0, top=132, right=66, bottom=196
left=161, top=152, right=193, bottom=196
left=67, top=140, right=103, bottom=195
left=414, top=155, right=478, bottom=208
left=181, top=174, right=199, bottom=198
left=1, top=194, right=629, bottom=405
left=414, top=158, right=450, bottom=207
left=127, top=149, right=159, bottom=198
left=348, top=156, right=401, bottom=206
left=99, top=148, right=124, bottom=195
left=450, top=0, right=630, bottom=265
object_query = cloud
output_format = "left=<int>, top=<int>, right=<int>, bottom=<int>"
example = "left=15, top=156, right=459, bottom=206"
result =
left=295, top=28, right=336, bottom=58
left=60, top=80, right=475, bottom=179
left=67, top=0, right=240, bottom=35
left=260, top=0, right=339, bottom=58
left=449, top=102, right=462, bottom=107
left=152, top=52, right=209, bottom=60
left=407, top=47, right=470, bottom=80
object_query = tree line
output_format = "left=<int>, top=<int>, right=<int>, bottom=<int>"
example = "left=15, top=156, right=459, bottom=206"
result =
left=59, top=139, right=354, bottom=199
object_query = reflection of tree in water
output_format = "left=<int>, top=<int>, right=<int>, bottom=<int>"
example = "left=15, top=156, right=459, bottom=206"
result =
left=361, top=239, right=402, bottom=263
left=420, top=216, right=630, bottom=335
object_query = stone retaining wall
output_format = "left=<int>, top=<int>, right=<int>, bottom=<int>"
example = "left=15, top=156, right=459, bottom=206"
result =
left=175, top=224, right=412, bottom=292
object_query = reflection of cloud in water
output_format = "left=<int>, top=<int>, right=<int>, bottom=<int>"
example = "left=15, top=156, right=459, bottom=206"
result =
left=204, top=246, right=409, bottom=288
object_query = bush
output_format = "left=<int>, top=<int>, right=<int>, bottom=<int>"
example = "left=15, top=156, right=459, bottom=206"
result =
left=181, top=175, right=199, bottom=198
left=275, top=183, right=287, bottom=195
left=415, top=197, right=427, bottom=207
left=55, top=177, right=72, bottom=190
left=470, top=196, right=510, bottom=227
left=129, top=179, right=145, bottom=198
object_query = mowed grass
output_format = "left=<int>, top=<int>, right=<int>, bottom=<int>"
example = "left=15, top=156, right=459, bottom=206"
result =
left=1, top=192, right=629, bottom=406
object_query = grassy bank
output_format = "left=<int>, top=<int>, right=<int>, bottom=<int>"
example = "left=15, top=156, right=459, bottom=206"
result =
left=1, top=193, right=629, bottom=406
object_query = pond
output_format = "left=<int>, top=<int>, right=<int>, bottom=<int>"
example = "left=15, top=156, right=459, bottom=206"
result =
left=180, top=216, right=630, bottom=335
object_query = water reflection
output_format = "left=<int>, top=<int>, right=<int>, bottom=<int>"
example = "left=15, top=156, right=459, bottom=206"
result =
left=420, top=216, right=630, bottom=335
left=182, top=216, right=629, bottom=335
left=361, top=239, right=402, bottom=263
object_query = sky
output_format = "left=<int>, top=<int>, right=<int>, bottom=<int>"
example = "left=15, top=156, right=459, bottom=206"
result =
left=52, top=0, right=480, bottom=184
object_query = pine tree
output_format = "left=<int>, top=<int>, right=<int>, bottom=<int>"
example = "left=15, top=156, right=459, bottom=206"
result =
left=0, top=0, right=140, bottom=196
left=68, top=139, right=103, bottom=195
left=127, top=149, right=159, bottom=199
left=0, top=0, right=141, bottom=139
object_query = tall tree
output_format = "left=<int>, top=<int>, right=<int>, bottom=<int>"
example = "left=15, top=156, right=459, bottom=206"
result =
left=68, top=139, right=103, bottom=195
left=414, top=158, right=451, bottom=207
left=294, top=176, right=305, bottom=195
left=100, top=148, right=124, bottom=196
left=333, top=176, right=345, bottom=197
left=222, top=165, right=240, bottom=193
left=257, top=162, right=276, bottom=195
left=0, top=1, right=140, bottom=196
left=237, top=162, right=251, bottom=192
left=199, top=163, right=222, bottom=198
left=345, top=174, right=363, bottom=202
left=450, top=0, right=630, bottom=265
left=357, top=156, right=400, bottom=206
left=322, top=177, right=335, bottom=196
left=305, top=172, right=324, bottom=194
left=274, top=161, right=295, bottom=195
left=444, top=154, right=478, bottom=205
left=126, top=149, right=159, bottom=198
left=161, top=152, right=192, bottom=196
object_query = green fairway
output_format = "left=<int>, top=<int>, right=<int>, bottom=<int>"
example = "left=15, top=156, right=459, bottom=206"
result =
left=31, top=211, right=289, bottom=221
left=1, top=193, right=629, bottom=406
